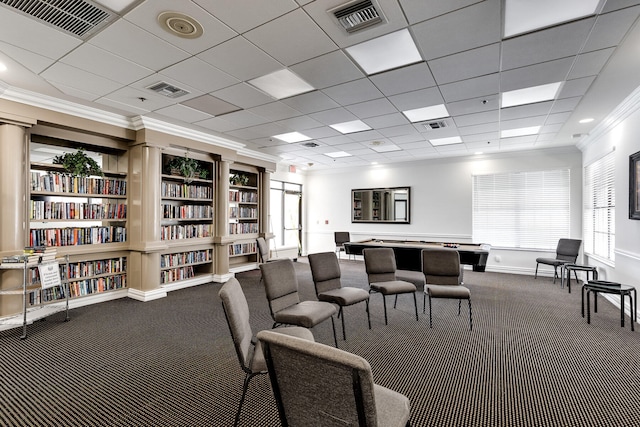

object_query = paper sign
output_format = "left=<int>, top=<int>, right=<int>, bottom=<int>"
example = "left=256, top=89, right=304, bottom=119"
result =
left=38, top=262, right=62, bottom=290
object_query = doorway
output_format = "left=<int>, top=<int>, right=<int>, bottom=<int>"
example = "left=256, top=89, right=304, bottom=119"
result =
left=270, top=181, right=302, bottom=256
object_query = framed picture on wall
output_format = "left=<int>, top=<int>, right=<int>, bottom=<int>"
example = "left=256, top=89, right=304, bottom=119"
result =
left=630, top=150, right=640, bottom=220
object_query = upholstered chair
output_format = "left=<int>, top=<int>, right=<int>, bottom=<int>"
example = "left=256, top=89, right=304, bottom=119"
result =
left=257, top=329, right=412, bottom=427
left=421, top=248, right=472, bottom=330
left=308, top=251, right=370, bottom=340
left=363, top=248, right=418, bottom=325
left=218, top=278, right=314, bottom=426
left=534, top=238, right=582, bottom=283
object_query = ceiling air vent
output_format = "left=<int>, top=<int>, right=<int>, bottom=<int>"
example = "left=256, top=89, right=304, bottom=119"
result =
left=0, top=0, right=114, bottom=39
left=423, top=120, right=448, bottom=130
left=330, top=0, right=384, bottom=33
left=302, top=142, right=319, bottom=148
left=147, top=82, right=190, bottom=99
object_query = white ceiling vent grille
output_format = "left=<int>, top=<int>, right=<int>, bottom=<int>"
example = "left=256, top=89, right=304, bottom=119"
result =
left=147, top=82, right=190, bottom=99
left=423, top=120, right=448, bottom=130
left=330, top=0, right=384, bottom=33
left=0, top=0, right=114, bottom=39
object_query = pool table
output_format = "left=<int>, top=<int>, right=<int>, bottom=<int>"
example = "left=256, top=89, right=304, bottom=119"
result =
left=344, top=239, right=491, bottom=272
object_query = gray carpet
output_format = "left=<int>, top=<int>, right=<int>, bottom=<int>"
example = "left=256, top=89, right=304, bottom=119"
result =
left=1, top=258, right=639, bottom=426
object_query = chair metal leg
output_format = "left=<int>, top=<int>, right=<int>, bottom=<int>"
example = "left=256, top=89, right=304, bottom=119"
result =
left=365, top=300, right=371, bottom=329
left=382, top=295, right=389, bottom=325
left=330, top=316, right=338, bottom=348
left=458, top=299, right=461, bottom=315
left=394, top=294, right=398, bottom=309
left=428, top=295, right=433, bottom=328
left=235, top=372, right=260, bottom=426
left=339, top=306, right=346, bottom=340
left=535, top=263, right=539, bottom=279
left=412, top=292, right=418, bottom=321
left=423, top=292, right=427, bottom=314
left=468, top=299, right=473, bottom=331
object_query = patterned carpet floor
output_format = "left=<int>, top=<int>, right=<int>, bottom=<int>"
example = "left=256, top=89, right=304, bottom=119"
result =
left=1, top=258, right=639, bottom=426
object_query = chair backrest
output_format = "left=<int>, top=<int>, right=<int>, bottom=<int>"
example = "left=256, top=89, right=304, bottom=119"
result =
left=421, top=248, right=462, bottom=285
left=218, top=278, right=253, bottom=372
left=257, top=329, right=378, bottom=426
left=256, top=237, right=270, bottom=262
left=308, top=252, right=342, bottom=295
left=556, top=238, right=582, bottom=262
left=334, top=231, right=351, bottom=246
left=260, top=259, right=301, bottom=315
left=363, top=248, right=397, bottom=283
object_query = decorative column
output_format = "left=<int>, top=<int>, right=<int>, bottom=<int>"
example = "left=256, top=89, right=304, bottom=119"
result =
left=260, top=170, right=272, bottom=238
left=213, top=160, right=231, bottom=281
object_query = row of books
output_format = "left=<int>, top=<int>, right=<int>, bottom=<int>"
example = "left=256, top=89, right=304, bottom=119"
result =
left=229, top=242, right=256, bottom=256
left=229, top=207, right=257, bottom=219
left=161, top=266, right=195, bottom=284
left=30, top=201, right=127, bottom=220
left=160, top=224, right=212, bottom=240
left=61, top=257, right=127, bottom=280
left=229, top=190, right=258, bottom=203
left=29, top=226, right=126, bottom=247
left=160, top=250, right=211, bottom=268
left=30, top=172, right=127, bottom=196
left=229, top=223, right=259, bottom=235
left=66, top=274, right=127, bottom=298
left=161, top=182, right=212, bottom=199
left=161, top=204, right=213, bottom=220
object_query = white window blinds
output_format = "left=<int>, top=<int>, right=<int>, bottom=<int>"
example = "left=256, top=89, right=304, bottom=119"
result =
left=583, top=151, right=615, bottom=262
left=473, top=169, right=571, bottom=249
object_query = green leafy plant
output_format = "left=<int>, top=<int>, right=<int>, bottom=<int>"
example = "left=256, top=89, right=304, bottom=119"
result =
left=230, top=173, right=249, bottom=186
left=53, top=148, right=103, bottom=177
left=168, top=154, right=209, bottom=183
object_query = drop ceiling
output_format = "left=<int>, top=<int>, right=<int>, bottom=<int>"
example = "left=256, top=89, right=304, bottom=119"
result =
left=1, top=0, right=640, bottom=171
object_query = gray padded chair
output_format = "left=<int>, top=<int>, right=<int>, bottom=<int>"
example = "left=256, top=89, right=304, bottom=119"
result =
left=256, top=237, right=272, bottom=263
left=308, top=251, right=371, bottom=340
left=334, top=231, right=351, bottom=259
left=260, top=258, right=339, bottom=347
left=218, top=278, right=314, bottom=426
left=534, top=238, right=582, bottom=283
left=421, top=248, right=472, bottom=330
left=257, top=329, right=412, bottom=427
left=363, top=248, right=418, bottom=325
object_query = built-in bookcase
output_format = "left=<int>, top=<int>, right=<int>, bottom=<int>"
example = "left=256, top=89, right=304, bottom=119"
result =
left=228, top=168, right=259, bottom=271
left=160, top=249, right=212, bottom=285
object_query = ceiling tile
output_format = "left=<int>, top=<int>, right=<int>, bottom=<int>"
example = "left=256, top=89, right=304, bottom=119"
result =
left=453, top=110, right=499, bottom=127
left=244, top=9, right=337, bottom=66
left=124, top=0, right=236, bottom=54
left=159, top=57, right=239, bottom=93
left=218, top=110, right=269, bottom=127
left=369, top=62, right=436, bottom=96
left=248, top=101, right=303, bottom=121
left=154, top=104, right=213, bottom=123
left=290, top=50, right=363, bottom=89
left=501, top=18, right=595, bottom=70
left=582, top=6, right=640, bottom=52
left=40, top=62, right=122, bottom=97
left=90, top=19, right=190, bottom=70
left=447, top=95, right=499, bottom=116
left=412, top=0, right=501, bottom=60
left=345, top=98, right=397, bottom=119
left=322, top=78, right=383, bottom=105
left=500, top=102, right=553, bottom=121
left=429, top=44, right=500, bottom=85
left=499, top=57, right=574, bottom=92
left=282, top=91, right=340, bottom=114
left=364, top=113, right=411, bottom=128
left=309, top=107, right=358, bottom=125
left=193, top=0, right=298, bottom=33
left=559, top=76, right=596, bottom=98
left=0, top=41, right=55, bottom=74
left=439, top=74, right=499, bottom=103
left=198, top=36, right=283, bottom=82
left=388, top=87, right=443, bottom=111
left=181, top=94, right=240, bottom=116
left=275, top=115, right=323, bottom=131
left=211, top=83, right=274, bottom=109
left=399, top=0, right=483, bottom=25
left=568, top=48, right=615, bottom=79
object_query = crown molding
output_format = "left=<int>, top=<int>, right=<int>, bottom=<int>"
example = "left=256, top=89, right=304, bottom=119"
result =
left=577, top=84, right=640, bottom=151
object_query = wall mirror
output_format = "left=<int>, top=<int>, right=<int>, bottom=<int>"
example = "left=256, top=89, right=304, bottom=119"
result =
left=352, top=187, right=410, bottom=223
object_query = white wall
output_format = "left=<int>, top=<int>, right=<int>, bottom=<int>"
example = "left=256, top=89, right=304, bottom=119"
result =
left=302, top=146, right=583, bottom=276
left=580, top=89, right=640, bottom=288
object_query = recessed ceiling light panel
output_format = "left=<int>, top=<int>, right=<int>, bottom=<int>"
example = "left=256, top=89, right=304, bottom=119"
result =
left=429, top=136, right=462, bottom=146
left=501, top=126, right=541, bottom=138
left=504, top=0, right=601, bottom=37
left=403, top=104, right=450, bottom=123
left=345, top=29, right=422, bottom=75
left=329, top=120, right=371, bottom=134
left=248, top=69, right=314, bottom=100
left=501, top=82, right=562, bottom=108
left=273, top=132, right=312, bottom=143
left=325, top=151, right=352, bottom=158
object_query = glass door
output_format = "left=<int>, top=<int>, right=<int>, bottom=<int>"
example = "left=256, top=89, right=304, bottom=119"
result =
left=270, top=181, right=302, bottom=255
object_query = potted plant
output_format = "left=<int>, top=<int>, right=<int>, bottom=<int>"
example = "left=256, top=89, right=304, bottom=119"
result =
left=168, top=155, right=200, bottom=183
left=230, top=173, right=249, bottom=186
left=53, top=148, right=103, bottom=177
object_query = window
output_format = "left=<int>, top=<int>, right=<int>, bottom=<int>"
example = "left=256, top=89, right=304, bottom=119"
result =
left=473, top=169, right=570, bottom=249
left=583, top=151, right=615, bottom=262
